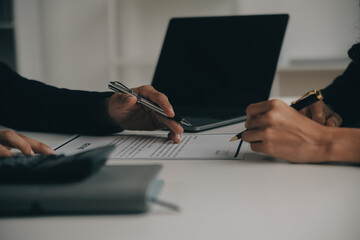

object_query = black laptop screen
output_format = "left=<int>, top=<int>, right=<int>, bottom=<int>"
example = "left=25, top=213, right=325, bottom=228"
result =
left=152, top=15, right=288, bottom=110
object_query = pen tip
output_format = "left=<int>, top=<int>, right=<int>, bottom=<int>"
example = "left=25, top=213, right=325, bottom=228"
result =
left=229, top=136, right=239, bottom=142
left=181, top=119, right=192, bottom=127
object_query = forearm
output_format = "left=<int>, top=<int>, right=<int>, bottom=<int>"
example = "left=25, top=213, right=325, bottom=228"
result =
left=0, top=63, right=121, bottom=135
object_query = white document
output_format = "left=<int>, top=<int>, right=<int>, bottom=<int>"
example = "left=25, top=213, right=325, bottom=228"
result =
left=55, top=133, right=250, bottom=160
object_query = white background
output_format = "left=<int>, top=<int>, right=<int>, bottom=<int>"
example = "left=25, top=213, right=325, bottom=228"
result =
left=14, top=0, right=360, bottom=93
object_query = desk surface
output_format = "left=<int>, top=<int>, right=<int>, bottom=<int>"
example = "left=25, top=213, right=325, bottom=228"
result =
left=1, top=122, right=360, bottom=240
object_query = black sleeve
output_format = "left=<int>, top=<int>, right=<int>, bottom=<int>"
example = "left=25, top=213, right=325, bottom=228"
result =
left=0, top=62, right=122, bottom=135
left=321, top=44, right=360, bottom=127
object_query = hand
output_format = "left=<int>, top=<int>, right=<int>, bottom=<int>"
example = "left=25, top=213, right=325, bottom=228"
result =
left=242, top=99, right=334, bottom=163
left=107, top=85, right=184, bottom=143
left=298, top=100, right=342, bottom=127
left=0, top=129, right=56, bottom=156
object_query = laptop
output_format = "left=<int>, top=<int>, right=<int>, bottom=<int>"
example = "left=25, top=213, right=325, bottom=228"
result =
left=152, top=14, right=289, bottom=132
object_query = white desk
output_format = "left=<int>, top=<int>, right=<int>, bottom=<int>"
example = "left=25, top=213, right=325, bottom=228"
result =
left=1, top=122, right=360, bottom=240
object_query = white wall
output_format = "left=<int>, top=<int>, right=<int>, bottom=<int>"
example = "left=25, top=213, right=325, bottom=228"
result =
left=41, top=0, right=109, bottom=91
left=14, top=0, right=360, bottom=93
left=240, top=0, right=360, bottom=65
left=15, top=0, right=110, bottom=91
left=15, top=0, right=45, bottom=82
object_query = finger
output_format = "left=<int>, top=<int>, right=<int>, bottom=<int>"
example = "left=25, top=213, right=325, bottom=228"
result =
left=245, top=112, right=273, bottom=130
left=246, top=131, right=297, bottom=159
left=249, top=141, right=268, bottom=154
left=0, top=130, right=33, bottom=155
left=308, top=102, right=326, bottom=125
left=249, top=140, right=290, bottom=160
left=135, top=85, right=175, bottom=117
left=0, top=144, right=12, bottom=156
left=326, top=119, right=336, bottom=127
left=154, top=114, right=184, bottom=135
left=326, top=113, right=342, bottom=127
left=108, top=93, right=139, bottom=125
left=246, top=101, right=270, bottom=120
left=299, top=107, right=308, bottom=116
left=242, top=127, right=294, bottom=145
left=18, top=134, right=56, bottom=154
left=112, top=93, right=137, bottom=109
left=242, top=128, right=269, bottom=143
left=168, top=131, right=181, bottom=143
left=246, top=99, right=286, bottom=122
left=299, top=107, right=311, bottom=118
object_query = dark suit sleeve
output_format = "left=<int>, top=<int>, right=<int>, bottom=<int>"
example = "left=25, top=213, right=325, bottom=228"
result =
left=321, top=44, right=360, bottom=127
left=0, top=62, right=122, bottom=135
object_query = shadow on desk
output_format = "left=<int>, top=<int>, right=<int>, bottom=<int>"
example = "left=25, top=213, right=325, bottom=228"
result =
left=309, top=161, right=360, bottom=168
left=241, top=152, right=360, bottom=168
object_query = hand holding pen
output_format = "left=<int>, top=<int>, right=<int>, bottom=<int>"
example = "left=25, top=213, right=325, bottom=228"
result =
left=228, top=90, right=349, bottom=163
left=107, top=82, right=190, bottom=143
left=230, top=89, right=324, bottom=142
left=109, top=82, right=191, bottom=126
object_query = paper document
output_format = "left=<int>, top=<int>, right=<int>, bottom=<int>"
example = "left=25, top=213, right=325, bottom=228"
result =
left=56, top=133, right=250, bottom=160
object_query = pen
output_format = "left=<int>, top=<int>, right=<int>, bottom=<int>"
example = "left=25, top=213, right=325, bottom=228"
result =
left=108, top=81, right=192, bottom=127
left=229, top=89, right=324, bottom=142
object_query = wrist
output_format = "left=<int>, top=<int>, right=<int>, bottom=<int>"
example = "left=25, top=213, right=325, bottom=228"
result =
left=312, top=125, right=337, bottom=162
left=323, top=127, right=360, bottom=163
left=103, top=96, right=124, bottom=132
left=320, top=127, right=338, bottom=162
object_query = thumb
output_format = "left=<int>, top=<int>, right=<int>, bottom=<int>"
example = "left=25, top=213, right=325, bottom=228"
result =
left=108, top=93, right=138, bottom=119
left=112, top=93, right=137, bottom=108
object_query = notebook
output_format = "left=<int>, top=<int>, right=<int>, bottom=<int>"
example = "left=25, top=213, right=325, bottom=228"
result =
left=0, top=165, right=165, bottom=215
left=151, top=14, right=289, bottom=131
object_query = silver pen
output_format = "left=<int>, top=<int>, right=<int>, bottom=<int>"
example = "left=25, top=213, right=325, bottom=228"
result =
left=108, top=81, right=192, bottom=127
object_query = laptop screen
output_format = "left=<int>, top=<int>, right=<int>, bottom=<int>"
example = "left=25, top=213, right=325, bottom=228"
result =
left=152, top=15, right=288, bottom=111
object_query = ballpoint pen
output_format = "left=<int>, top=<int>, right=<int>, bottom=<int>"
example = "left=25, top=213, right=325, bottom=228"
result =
left=108, top=81, right=192, bottom=127
left=229, top=89, right=324, bottom=142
